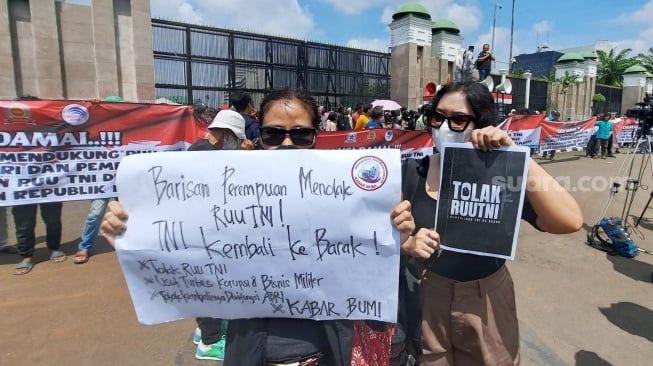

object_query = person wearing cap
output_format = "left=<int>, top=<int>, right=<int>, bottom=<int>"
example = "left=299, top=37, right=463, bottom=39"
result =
left=188, top=108, right=254, bottom=361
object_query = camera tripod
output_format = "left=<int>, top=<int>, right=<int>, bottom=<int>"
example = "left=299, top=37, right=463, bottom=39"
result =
left=587, top=129, right=653, bottom=255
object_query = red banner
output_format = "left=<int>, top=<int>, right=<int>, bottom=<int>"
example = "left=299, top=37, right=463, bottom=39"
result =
left=315, top=129, right=433, bottom=161
left=539, top=118, right=596, bottom=152
left=0, top=100, right=207, bottom=206
left=499, top=115, right=543, bottom=147
left=614, top=118, right=639, bottom=146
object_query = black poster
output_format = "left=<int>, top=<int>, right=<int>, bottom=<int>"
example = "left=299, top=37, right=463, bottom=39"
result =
left=435, top=143, right=530, bottom=259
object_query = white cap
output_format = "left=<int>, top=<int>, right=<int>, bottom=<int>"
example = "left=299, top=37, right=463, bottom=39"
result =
left=208, top=110, right=246, bottom=139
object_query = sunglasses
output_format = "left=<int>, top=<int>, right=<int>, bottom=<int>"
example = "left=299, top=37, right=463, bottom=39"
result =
left=259, top=126, right=317, bottom=146
left=427, top=111, right=475, bottom=132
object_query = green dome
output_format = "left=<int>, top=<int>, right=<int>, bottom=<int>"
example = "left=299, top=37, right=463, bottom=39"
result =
left=431, top=19, right=460, bottom=35
left=557, top=52, right=584, bottom=63
left=104, top=95, right=123, bottom=102
left=392, top=3, right=431, bottom=20
left=580, top=51, right=597, bottom=60
left=624, top=65, right=647, bottom=74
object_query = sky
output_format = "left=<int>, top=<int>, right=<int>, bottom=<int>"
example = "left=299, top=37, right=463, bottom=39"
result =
left=68, top=0, right=653, bottom=70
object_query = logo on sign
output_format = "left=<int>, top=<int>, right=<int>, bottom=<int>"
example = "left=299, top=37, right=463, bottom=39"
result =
left=345, top=132, right=358, bottom=144
left=384, top=129, right=394, bottom=142
left=351, top=155, right=388, bottom=191
left=62, top=104, right=90, bottom=126
left=3, top=102, right=34, bottom=125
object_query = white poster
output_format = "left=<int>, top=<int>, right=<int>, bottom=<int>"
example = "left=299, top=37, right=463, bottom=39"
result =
left=114, top=149, right=401, bottom=325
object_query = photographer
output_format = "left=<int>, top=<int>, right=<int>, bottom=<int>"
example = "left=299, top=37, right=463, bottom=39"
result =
left=476, top=43, right=495, bottom=80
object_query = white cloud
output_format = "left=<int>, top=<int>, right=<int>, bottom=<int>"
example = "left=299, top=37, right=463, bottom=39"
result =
left=616, top=0, right=653, bottom=24
left=532, top=20, right=553, bottom=34
left=346, top=38, right=389, bottom=52
left=151, top=0, right=315, bottom=39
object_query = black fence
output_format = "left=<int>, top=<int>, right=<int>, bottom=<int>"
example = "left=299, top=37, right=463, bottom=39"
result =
left=594, top=84, right=623, bottom=115
left=152, top=19, right=391, bottom=110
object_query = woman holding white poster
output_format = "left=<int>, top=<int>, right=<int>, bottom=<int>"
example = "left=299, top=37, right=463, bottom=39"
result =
left=101, top=88, right=416, bottom=366
left=400, top=81, right=582, bottom=365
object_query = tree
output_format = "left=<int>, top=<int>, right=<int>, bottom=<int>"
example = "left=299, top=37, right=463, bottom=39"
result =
left=596, top=48, right=637, bottom=87
left=636, top=47, right=653, bottom=73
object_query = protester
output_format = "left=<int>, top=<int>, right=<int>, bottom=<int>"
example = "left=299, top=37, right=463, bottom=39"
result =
left=476, top=44, right=495, bottom=81
left=542, top=110, right=561, bottom=160
left=596, top=112, right=614, bottom=159
left=354, top=103, right=373, bottom=130
left=231, top=91, right=260, bottom=145
left=400, top=81, right=582, bottom=365
left=74, top=96, right=124, bottom=265
left=365, top=106, right=384, bottom=129
left=100, top=88, right=416, bottom=365
left=13, top=202, right=65, bottom=275
left=461, top=45, right=475, bottom=82
left=325, top=111, right=338, bottom=131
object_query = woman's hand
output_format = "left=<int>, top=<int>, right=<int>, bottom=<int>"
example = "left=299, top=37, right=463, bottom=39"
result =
left=470, top=126, right=515, bottom=151
left=391, top=200, right=415, bottom=237
left=100, top=200, right=129, bottom=248
left=240, top=139, right=256, bottom=150
left=401, top=228, right=440, bottom=259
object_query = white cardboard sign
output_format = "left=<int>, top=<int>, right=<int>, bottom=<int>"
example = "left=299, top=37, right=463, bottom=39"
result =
left=115, top=149, right=401, bottom=325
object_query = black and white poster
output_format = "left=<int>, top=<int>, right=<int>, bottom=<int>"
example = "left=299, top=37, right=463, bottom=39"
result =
left=435, top=143, right=530, bottom=260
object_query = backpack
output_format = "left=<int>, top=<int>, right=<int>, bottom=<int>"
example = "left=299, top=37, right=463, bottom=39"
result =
left=599, top=217, right=638, bottom=257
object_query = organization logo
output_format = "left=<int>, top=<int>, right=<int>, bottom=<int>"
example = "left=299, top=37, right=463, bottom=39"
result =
left=351, top=155, right=388, bottom=191
left=366, top=129, right=376, bottom=142
left=384, top=129, right=394, bottom=142
left=3, top=102, right=34, bottom=125
left=62, top=104, right=90, bottom=126
left=345, top=132, right=358, bottom=144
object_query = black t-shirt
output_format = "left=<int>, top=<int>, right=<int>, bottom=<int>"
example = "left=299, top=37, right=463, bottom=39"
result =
left=476, top=51, right=491, bottom=71
left=402, top=156, right=540, bottom=281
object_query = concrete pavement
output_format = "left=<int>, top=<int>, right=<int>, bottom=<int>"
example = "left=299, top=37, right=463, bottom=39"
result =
left=1, top=150, right=652, bottom=366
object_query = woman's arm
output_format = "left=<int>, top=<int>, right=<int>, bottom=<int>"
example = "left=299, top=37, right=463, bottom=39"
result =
left=471, top=126, right=583, bottom=234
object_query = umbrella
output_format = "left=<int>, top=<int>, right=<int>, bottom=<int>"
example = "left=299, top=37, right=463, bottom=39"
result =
left=371, top=99, right=402, bottom=111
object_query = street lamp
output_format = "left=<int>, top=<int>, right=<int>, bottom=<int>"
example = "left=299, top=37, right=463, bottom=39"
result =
left=491, top=3, right=502, bottom=72
left=509, top=0, right=515, bottom=73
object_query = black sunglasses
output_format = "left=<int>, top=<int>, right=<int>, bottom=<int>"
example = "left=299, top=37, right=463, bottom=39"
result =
left=427, top=111, right=475, bottom=132
left=259, top=126, right=317, bottom=146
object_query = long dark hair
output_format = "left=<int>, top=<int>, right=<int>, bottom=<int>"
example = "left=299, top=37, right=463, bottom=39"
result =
left=259, top=89, right=320, bottom=128
left=428, top=81, right=497, bottom=129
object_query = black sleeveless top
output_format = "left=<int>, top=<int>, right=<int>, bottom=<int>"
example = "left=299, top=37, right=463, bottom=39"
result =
left=402, top=156, right=540, bottom=281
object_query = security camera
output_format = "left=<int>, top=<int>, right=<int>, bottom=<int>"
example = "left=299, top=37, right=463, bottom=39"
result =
left=510, top=57, right=516, bottom=64
left=498, top=4, right=503, bottom=9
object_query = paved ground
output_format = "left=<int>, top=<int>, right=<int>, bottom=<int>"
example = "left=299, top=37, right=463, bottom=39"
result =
left=1, top=150, right=652, bottom=366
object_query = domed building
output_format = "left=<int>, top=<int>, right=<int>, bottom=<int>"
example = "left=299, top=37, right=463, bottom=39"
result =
left=389, top=3, right=464, bottom=109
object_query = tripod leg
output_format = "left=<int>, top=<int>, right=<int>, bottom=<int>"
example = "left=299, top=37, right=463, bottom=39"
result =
left=635, top=191, right=653, bottom=227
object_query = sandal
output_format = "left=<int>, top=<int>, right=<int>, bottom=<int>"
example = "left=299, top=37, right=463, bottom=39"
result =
left=73, top=250, right=89, bottom=264
left=50, top=250, right=67, bottom=263
left=14, top=260, right=34, bottom=275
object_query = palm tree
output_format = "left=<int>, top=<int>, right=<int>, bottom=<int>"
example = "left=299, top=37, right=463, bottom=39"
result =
left=596, top=48, right=637, bottom=86
left=636, top=47, right=653, bottom=73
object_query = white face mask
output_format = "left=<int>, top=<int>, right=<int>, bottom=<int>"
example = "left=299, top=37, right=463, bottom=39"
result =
left=222, top=133, right=241, bottom=150
left=432, top=121, right=472, bottom=154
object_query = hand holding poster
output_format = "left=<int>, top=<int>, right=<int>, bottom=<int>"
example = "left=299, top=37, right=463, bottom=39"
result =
left=114, top=149, right=401, bottom=325
left=435, top=143, right=530, bottom=259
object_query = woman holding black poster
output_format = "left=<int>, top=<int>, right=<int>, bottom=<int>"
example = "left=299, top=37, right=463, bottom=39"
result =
left=400, top=81, right=582, bottom=365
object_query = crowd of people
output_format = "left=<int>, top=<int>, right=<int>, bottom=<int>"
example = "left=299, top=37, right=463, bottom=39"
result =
left=1, top=83, right=583, bottom=365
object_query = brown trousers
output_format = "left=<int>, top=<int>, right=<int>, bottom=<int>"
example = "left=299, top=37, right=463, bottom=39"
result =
left=420, top=266, right=520, bottom=366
